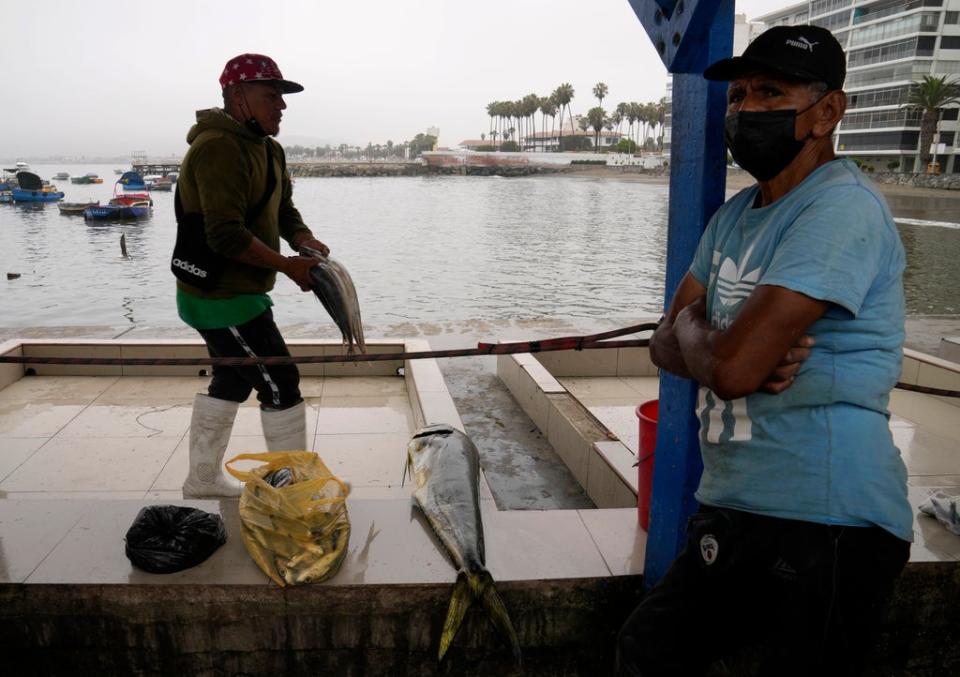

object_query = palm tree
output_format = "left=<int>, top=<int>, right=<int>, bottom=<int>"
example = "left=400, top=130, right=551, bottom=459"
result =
left=554, top=83, right=575, bottom=150
left=653, top=98, right=667, bottom=151
left=593, top=82, right=608, bottom=110
left=628, top=102, right=643, bottom=154
left=587, top=106, right=606, bottom=149
left=903, top=75, right=960, bottom=172
left=615, top=102, right=628, bottom=136
left=521, top=94, right=540, bottom=151
left=539, top=96, right=557, bottom=152
left=486, top=101, right=498, bottom=141
left=549, top=93, right=560, bottom=151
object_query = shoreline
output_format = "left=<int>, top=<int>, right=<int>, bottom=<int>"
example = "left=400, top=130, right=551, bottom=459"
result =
left=288, top=161, right=960, bottom=199
left=552, top=165, right=960, bottom=200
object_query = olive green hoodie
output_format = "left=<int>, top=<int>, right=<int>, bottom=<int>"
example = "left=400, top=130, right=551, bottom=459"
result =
left=176, top=108, right=312, bottom=298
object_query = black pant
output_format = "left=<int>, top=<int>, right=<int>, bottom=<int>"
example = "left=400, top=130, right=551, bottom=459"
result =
left=616, top=506, right=910, bottom=677
left=197, top=308, right=301, bottom=410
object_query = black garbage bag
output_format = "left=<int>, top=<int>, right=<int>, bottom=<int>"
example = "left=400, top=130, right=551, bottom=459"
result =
left=125, top=505, right=227, bottom=574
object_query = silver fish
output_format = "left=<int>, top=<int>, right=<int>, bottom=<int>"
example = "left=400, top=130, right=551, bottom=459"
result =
left=303, top=247, right=366, bottom=353
left=405, top=424, right=521, bottom=663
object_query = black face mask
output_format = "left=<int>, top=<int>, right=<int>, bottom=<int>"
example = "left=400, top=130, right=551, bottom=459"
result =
left=724, top=100, right=819, bottom=182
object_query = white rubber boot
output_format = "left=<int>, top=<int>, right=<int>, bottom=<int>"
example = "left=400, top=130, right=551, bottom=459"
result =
left=182, top=394, right=241, bottom=498
left=261, top=400, right=308, bottom=451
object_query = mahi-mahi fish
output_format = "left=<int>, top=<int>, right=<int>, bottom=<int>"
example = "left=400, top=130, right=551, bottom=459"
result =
left=302, top=247, right=366, bottom=354
left=405, top=424, right=521, bottom=663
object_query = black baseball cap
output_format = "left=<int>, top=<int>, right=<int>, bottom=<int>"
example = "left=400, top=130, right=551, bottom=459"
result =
left=703, top=25, right=846, bottom=90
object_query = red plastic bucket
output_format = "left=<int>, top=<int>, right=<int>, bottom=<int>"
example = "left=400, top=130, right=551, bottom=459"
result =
left=635, top=399, right=658, bottom=530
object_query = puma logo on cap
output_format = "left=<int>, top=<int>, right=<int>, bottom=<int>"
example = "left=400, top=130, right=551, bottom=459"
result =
left=785, top=36, right=818, bottom=52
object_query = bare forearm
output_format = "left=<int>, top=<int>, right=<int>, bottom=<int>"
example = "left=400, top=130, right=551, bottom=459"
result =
left=649, top=322, right=694, bottom=379
left=232, top=237, right=290, bottom=274
left=673, top=311, right=722, bottom=391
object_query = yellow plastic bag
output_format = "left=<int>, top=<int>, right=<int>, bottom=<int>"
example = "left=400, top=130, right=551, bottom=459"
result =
left=225, top=451, right=350, bottom=587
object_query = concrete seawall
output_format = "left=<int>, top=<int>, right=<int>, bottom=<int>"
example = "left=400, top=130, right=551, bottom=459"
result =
left=288, top=162, right=576, bottom=178
left=288, top=162, right=664, bottom=179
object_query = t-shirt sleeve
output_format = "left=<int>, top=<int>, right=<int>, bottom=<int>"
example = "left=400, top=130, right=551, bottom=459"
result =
left=759, top=186, right=892, bottom=317
left=689, top=210, right=720, bottom=287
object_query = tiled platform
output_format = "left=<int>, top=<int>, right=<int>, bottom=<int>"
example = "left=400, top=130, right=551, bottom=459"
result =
left=0, top=336, right=648, bottom=588
left=0, top=339, right=648, bottom=673
left=500, top=345, right=960, bottom=564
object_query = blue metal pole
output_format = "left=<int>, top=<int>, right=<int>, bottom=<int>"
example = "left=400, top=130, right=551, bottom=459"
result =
left=626, top=0, right=734, bottom=586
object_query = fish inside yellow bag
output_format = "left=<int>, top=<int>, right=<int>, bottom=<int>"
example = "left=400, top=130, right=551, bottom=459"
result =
left=225, top=451, right=350, bottom=587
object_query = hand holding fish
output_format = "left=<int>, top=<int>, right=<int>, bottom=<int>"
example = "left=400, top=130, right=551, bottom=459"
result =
left=280, top=254, right=319, bottom=291
left=293, top=234, right=330, bottom=258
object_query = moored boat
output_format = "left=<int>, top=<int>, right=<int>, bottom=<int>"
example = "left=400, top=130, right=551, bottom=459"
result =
left=12, top=171, right=63, bottom=202
left=145, top=175, right=173, bottom=191
left=110, top=192, right=153, bottom=207
left=84, top=200, right=151, bottom=220
left=52, top=172, right=70, bottom=180
left=58, top=201, right=99, bottom=215
left=71, top=173, right=103, bottom=185
left=118, top=171, right=146, bottom=191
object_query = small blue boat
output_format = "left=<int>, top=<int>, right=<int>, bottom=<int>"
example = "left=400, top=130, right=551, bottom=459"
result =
left=118, top=170, right=146, bottom=191
left=84, top=201, right=151, bottom=220
left=11, top=171, right=63, bottom=202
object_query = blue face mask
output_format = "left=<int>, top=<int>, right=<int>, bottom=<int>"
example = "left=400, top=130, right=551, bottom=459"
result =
left=724, top=98, right=821, bottom=182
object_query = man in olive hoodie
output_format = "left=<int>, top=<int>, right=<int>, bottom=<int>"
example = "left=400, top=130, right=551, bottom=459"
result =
left=176, top=54, right=328, bottom=497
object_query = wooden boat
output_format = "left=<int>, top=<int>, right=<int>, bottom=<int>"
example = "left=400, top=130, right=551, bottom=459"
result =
left=84, top=200, right=151, bottom=220
left=110, top=192, right=153, bottom=207
left=71, top=173, right=103, bottom=185
left=118, top=171, right=146, bottom=191
left=146, top=175, right=173, bottom=191
left=11, top=171, right=63, bottom=202
left=58, top=201, right=99, bottom=215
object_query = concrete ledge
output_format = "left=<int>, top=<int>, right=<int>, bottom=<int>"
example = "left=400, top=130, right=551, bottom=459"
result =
left=0, top=577, right=643, bottom=676
left=5, top=339, right=406, bottom=378
left=497, top=350, right=642, bottom=510
left=3, top=560, right=959, bottom=675
left=902, top=347, right=960, bottom=395
left=940, top=337, right=960, bottom=364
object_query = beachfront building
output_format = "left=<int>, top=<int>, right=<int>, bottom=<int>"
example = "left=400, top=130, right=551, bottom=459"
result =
left=756, top=0, right=960, bottom=174
left=457, top=139, right=499, bottom=151
left=522, top=127, right=623, bottom=152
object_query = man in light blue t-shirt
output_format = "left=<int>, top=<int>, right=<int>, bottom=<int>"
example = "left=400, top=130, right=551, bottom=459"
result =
left=618, top=25, right=911, bottom=677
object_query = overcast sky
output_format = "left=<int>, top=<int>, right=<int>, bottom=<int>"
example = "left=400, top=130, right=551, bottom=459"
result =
left=2, top=0, right=788, bottom=159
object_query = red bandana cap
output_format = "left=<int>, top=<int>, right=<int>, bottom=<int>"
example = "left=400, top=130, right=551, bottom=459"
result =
left=219, top=53, right=304, bottom=94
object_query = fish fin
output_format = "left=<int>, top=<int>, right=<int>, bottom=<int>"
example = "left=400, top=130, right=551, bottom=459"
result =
left=478, top=570, right=522, bottom=665
left=438, top=571, right=473, bottom=662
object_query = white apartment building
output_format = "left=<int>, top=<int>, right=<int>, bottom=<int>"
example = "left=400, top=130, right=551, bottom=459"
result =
left=757, top=0, right=960, bottom=173
left=662, top=12, right=770, bottom=152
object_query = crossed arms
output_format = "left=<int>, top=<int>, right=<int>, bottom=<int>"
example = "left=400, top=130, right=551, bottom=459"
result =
left=650, top=272, right=828, bottom=401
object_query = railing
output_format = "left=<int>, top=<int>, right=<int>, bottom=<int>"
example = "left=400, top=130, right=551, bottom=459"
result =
left=840, top=116, right=923, bottom=130
left=848, top=12, right=941, bottom=47
left=845, top=61, right=932, bottom=88
left=810, top=0, right=851, bottom=19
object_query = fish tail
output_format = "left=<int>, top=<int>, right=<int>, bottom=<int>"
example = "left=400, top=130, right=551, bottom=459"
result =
left=438, top=570, right=522, bottom=665
left=477, top=570, right=522, bottom=665
left=438, top=571, right=473, bottom=662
